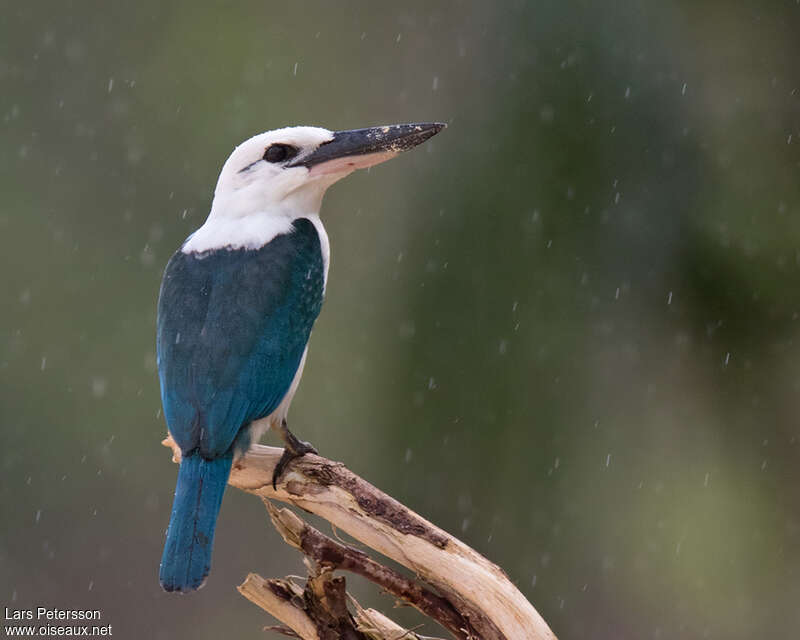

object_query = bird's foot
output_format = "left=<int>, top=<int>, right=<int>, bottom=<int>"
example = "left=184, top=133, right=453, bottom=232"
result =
left=272, top=425, right=318, bottom=490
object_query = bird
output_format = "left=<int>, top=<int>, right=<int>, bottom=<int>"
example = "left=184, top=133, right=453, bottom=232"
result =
left=156, top=122, right=445, bottom=593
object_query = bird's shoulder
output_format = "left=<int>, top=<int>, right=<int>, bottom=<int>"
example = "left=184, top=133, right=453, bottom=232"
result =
left=159, top=217, right=323, bottom=316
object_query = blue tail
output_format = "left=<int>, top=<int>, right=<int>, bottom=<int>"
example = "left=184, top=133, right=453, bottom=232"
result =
left=159, top=451, right=233, bottom=592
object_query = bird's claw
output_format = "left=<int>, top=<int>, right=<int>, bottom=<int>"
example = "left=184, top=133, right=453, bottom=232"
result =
left=271, top=439, right=317, bottom=490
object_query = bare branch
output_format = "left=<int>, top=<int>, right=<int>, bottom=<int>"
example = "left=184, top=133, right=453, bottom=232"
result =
left=164, top=438, right=557, bottom=640
left=231, top=444, right=555, bottom=640
left=239, top=571, right=371, bottom=640
left=351, top=602, right=443, bottom=640
left=264, top=500, right=474, bottom=639
left=238, top=574, right=321, bottom=640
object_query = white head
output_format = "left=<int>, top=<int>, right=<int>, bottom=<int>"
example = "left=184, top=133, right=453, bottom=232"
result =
left=183, top=122, right=445, bottom=253
left=210, top=126, right=334, bottom=220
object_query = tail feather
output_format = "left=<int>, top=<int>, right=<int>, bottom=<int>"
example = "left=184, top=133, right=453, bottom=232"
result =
left=159, top=451, right=233, bottom=592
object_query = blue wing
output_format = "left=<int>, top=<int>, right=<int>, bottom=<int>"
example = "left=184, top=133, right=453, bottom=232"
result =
left=156, top=218, right=325, bottom=458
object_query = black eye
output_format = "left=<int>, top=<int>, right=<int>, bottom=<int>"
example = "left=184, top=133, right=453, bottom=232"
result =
left=263, top=144, right=297, bottom=163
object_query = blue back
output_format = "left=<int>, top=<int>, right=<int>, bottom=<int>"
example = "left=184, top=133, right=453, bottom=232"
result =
left=157, top=218, right=325, bottom=458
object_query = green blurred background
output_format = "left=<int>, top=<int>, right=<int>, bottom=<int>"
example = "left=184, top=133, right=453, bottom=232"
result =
left=2, top=1, right=799, bottom=638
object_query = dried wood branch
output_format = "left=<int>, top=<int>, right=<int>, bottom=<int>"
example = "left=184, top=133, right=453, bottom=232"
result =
left=263, top=499, right=472, bottom=639
left=240, top=570, right=384, bottom=640
left=350, top=603, right=438, bottom=640
left=240, top=569, right=444, bottom=640
left=163, top=438, right=557, bottom=640
left=237, top=573, right=320, bottom=640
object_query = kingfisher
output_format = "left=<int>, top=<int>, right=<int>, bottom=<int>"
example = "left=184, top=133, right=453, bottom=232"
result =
left=156, top=122, right=445, bottom=592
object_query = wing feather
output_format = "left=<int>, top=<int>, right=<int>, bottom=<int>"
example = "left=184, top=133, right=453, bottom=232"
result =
left=156, top=218, right=324, bottom=457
